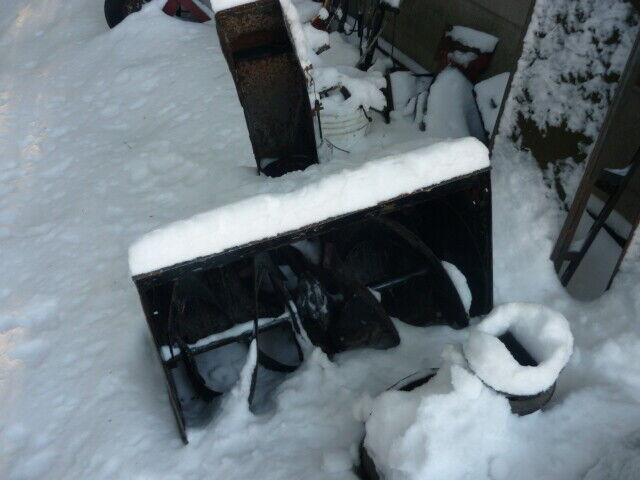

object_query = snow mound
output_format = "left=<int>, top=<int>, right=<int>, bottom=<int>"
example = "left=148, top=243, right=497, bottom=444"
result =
left=364, top=345, right=513, bottom=480
left=129, top=137, right=489, bottom=275
left=463, top=302, right=573, bottom=396
left=321, top=449, right=352, bottom=473
left=389, top=70, right=417, bottom=111
left=209, top=0, right=253, bottom=13
left=584, top=430, right=640, bottom=480
left=303, top=23, right=329, bottom=52
left=424, top=67, right=486, bottom=142
left=446, top=26, right=498, bottom=53
left=312, top=65, right=386, bottom=114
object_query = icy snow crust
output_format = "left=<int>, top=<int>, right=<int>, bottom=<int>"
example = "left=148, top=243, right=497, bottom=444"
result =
left=3, top=1, right=640, bottom=479
left=129, top=137, right=488, bottom=275
left=464, top=302, right=573, bottom=396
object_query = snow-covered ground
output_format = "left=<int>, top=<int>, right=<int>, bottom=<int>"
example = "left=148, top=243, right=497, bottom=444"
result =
left=1, top=1, right=640, bottom=479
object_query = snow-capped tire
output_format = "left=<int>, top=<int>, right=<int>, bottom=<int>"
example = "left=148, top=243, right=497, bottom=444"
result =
left=463, top=303, right=573, bottom=397
left=503, top=382, right=556, bottom=416
left=357, top=356, right=557, bottom=479
left=104, top=0, right=150, bottom=28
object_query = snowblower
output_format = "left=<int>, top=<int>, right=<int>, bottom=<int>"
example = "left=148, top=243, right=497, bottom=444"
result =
left=128, top=0, right=493, bottom=443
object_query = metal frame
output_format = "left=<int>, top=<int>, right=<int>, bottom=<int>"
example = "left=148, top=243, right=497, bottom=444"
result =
left=551, top=31, right=640, bottom=290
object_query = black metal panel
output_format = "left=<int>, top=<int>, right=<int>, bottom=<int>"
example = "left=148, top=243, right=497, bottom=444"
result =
left=133, top=168, right=493, bottom=442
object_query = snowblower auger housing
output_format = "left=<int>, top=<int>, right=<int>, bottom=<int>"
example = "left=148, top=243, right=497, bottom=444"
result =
left=132, top=167, right=492, bottom=443
left=130, top=0, right=493, bottom=443
left=215, top=0, right=319, bottom=177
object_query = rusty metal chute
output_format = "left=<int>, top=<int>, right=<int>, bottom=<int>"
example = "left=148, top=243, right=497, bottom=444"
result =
left=215, top=0, right=319, bottom=176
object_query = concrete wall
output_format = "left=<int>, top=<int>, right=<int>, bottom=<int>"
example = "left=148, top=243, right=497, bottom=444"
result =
left=382, top=0, right=534, bottom=79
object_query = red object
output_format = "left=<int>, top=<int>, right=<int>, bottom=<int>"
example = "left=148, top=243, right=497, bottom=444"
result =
left=434, top=27, right=496, bottom=83
left=163, top=0, right=211, bottom=22
left=310, top=16, right=330, bottom=31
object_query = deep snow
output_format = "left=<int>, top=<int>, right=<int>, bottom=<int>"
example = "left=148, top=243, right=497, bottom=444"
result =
left=1, top=1, right=640, bottom=480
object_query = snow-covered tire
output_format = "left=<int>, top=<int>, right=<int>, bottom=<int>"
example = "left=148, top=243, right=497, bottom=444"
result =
left=357, top=357, right=557, bottom=479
